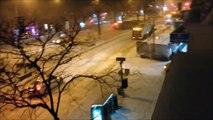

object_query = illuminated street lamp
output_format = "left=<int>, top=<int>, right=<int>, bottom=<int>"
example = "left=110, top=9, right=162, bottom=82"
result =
left=92, top=0, right=99, bottom=5
left=128, top=0, right=132, bottom=4
left=54, top=0, right=60, bottom=3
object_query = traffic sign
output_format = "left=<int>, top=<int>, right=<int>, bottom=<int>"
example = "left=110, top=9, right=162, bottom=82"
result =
left=170, top=33, right=189, bottom=43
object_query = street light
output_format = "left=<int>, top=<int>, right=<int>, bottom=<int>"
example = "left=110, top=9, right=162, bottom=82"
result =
left=128, top=0, right=132, bottom=4
left=92, top=0, right=99, bottom=5
left=54, top=0, right=60, bottom=3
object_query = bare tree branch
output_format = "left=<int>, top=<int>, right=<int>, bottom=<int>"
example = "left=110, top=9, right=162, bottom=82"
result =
left=0, top=12, right=120, bottom=120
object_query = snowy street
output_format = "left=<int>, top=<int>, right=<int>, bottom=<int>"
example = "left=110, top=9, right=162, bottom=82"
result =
left=1, top=22, right=171, bottom=120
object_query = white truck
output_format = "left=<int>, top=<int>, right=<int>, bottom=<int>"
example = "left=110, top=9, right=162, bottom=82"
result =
left=136, top=41, right=173, bottom=61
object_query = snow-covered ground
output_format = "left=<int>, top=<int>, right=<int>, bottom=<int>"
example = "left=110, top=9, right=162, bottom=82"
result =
left=0, top=22, right=171, bottom=120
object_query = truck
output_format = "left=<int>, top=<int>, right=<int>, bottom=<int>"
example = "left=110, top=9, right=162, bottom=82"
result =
left=141, top=23, right=155, bottom=40
left=114, top=20, right=142, bottom=30
left=132, top=26, right=143, bottom=40
left=132, top=23, right=155, bottom=40
left=136, top=41, right=173, bottom=61
left=164, top=12, right=183, bottom=25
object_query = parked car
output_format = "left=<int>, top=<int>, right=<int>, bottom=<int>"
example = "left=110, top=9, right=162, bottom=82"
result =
left=24, top=75, right=63, bottom=98
left=137, top=42, right=172, bottom=61
left=52, top=32, right=69, bottom=44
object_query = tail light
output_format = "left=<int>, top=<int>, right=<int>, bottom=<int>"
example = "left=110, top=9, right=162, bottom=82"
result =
left=112, top=22, right=119, bottom=29
left=36, top=86, right=41, bottom=91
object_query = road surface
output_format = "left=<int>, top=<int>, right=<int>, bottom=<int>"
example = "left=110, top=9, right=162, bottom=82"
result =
left=0, top=21, right=171, bottom=120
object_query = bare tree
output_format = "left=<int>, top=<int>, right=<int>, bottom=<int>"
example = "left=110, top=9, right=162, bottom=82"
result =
left=0, top=15, right=119, bottom=120
left=91, top=0, right=106, bottom=37
left=103, top=0, right=130, bottom=22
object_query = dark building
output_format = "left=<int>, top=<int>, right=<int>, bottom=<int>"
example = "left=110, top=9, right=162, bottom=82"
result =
left=152, top=0, right=213, bottom=119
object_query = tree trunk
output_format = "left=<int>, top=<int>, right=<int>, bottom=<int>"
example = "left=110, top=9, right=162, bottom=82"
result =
left=48, top=108, right=60, bottom=120
left=97, top=13, right=101, bottom=36
left=113, top=11, right=117, bottom=22
left=137, top=13, right=140, bottom=22
left=143, top=0, right=146, bottom=21
left=51, top=113, right=60, bottom=120
left=53, top=114, right=60, bottom=120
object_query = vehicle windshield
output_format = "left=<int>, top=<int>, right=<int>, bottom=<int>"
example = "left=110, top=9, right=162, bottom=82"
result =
left=132, top=31, right=142, bottom=37
left=172, top=14, right=182, bottom=19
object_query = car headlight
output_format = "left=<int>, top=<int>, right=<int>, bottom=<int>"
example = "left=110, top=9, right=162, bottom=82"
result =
left=56, top=40, right=61, bottom=43
left=52, top=39, right=61, bottom=43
